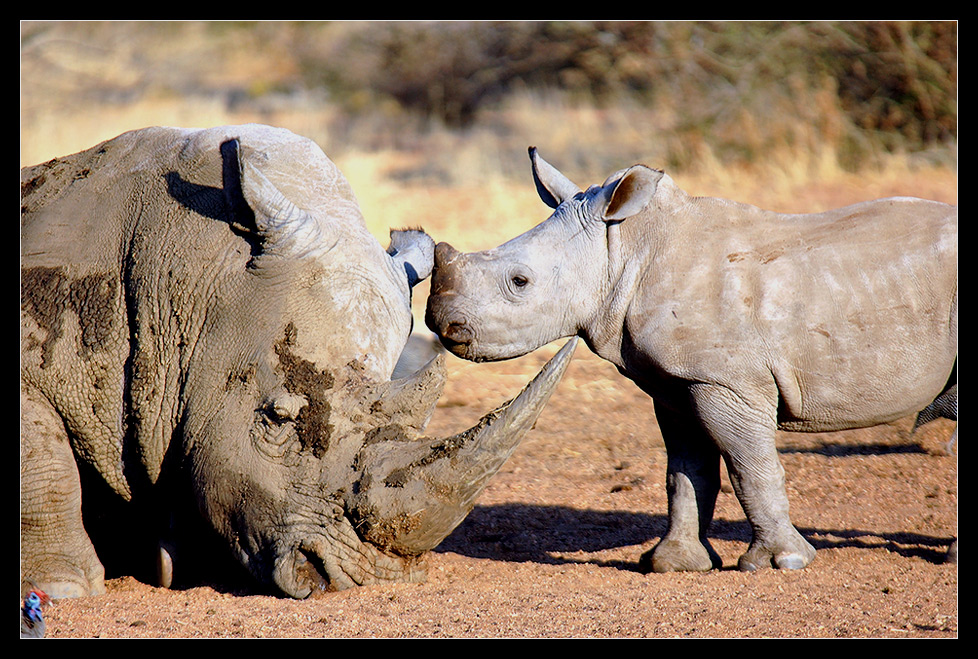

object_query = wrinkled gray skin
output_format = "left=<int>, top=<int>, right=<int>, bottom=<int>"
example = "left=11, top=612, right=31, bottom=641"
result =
left=20, top=126, right=577, bottom=599
left=426, top=148, right=957, bottom=572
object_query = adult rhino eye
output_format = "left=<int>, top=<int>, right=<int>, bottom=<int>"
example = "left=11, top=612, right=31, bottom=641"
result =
left=260, top=392, right=308, bottom=425
left=511, top=274, right=529, bottom=288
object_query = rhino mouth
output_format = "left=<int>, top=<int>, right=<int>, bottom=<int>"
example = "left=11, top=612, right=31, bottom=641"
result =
left=424, top=305, right=471, bottom=351
left=424, top=309, right=496, bottom=363
left=437, top=321, right=474, bottom=348
left=271, top=519, right=429, bottom=598
left=436, top=334, right=484, bottom=362
left=287, top=544, right=331, bottom=597
left=429, top=326, right=523, bottom=364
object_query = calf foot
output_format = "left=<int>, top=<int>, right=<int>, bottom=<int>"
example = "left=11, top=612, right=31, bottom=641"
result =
left=738, top=531, right=816, bottom=571
left=640, top=536, right=722, bottom=573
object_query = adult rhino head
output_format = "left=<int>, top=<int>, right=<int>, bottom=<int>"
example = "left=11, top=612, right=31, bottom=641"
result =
left=20, top=125, right=577, bottom=599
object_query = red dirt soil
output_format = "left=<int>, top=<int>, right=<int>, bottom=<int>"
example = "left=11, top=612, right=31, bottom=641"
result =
left=40, top=345, right=957, bottom=638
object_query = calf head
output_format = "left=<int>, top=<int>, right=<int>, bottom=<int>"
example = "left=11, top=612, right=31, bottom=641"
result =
left=426, top=147, right=662, bottom=361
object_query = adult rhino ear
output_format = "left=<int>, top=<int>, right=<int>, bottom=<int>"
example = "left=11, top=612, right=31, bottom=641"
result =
left=592, top=164, right=662, bottom=221
left=223, top=138, right=324, bottom=257
left=387, top=228, right=434, bottom=287
left=529, top=147, right=580, bottom=209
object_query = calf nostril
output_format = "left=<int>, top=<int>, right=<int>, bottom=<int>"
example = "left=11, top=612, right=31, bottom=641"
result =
left=443, top=321, right=473, bottom=344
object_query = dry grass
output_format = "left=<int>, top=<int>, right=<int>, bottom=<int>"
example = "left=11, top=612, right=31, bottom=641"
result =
left=21, top=21, right=956, bottom=253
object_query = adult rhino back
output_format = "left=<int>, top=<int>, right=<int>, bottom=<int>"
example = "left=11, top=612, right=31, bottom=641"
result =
left=20, top=125, right=576, bottom=599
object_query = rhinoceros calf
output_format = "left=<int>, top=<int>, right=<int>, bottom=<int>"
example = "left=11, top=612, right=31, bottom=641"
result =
left=426, top=148, right=957, bottom=572
left=20, top=125, right=577, bottom=599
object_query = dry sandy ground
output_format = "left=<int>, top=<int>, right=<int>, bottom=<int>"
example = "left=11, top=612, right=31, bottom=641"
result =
left=40, top=345, right=957, bottom=639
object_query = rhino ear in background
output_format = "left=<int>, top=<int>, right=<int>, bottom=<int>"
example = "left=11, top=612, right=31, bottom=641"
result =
left=529, top=146, right=580, bottom=209
left=387, top=229, right=435, bottom=287
left=224, top=138, right=323, bottom=256
left=594, top=165, right=662, bottom=222
left=221, top=138, right=260, bottom=237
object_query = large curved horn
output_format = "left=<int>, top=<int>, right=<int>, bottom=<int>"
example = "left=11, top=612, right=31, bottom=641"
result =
left=348, top=337, right=578, bottom=555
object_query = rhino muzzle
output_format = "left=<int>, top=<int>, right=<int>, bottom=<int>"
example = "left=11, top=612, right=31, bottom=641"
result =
left=425, top=241, right=480, bottom=356
left=439, top=321, right=474, bottom=348
left=267, top=336, right=577, bottom=597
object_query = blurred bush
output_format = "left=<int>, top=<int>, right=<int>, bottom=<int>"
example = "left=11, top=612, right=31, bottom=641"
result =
left=295, top=21, right=956, bottom=171
left=21, top=21, right=956, bottom=176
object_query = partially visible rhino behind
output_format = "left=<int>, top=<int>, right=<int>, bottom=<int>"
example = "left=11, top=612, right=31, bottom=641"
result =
left=20, top=125, right=577, bottom=599
left=426, top=148, right=957, bottom=573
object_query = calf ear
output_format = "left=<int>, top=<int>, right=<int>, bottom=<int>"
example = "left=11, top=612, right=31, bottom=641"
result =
left=595, top=165, right=662, bottom=221
left=529, top=147, right=580, bottom=209
left=387, top=228, right=435, bottom=287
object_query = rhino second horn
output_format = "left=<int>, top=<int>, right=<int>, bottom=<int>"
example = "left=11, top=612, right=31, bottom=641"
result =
left=367, top=351, right=447, bottom=433
left=349, top=337, right=578, bottom=556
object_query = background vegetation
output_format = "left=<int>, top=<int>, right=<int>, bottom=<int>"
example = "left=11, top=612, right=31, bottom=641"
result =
left=300, top=21, right=956, bottom=170
left=22, top=22, right=956, bottom=164
left=21, top=20, right=956, bottom=252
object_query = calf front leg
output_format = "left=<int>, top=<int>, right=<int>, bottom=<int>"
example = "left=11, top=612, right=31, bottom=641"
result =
left=641, top=400, right=723, bottom=572
left=689, top=382, right=815, bottom=571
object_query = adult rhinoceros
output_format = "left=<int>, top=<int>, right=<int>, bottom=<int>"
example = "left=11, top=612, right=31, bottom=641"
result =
left=426, top=147, right=957, bottom=573
left=20, top=125, right=577, bottom=599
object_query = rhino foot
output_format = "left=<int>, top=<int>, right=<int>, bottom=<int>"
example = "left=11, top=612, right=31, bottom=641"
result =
left=737, top=532, right=816, bottom=571
left=640, top=537, right=722, bottom=573
left=23, top=561, right=107, bottom=600
left=21, top=386, right=108, bottom=599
